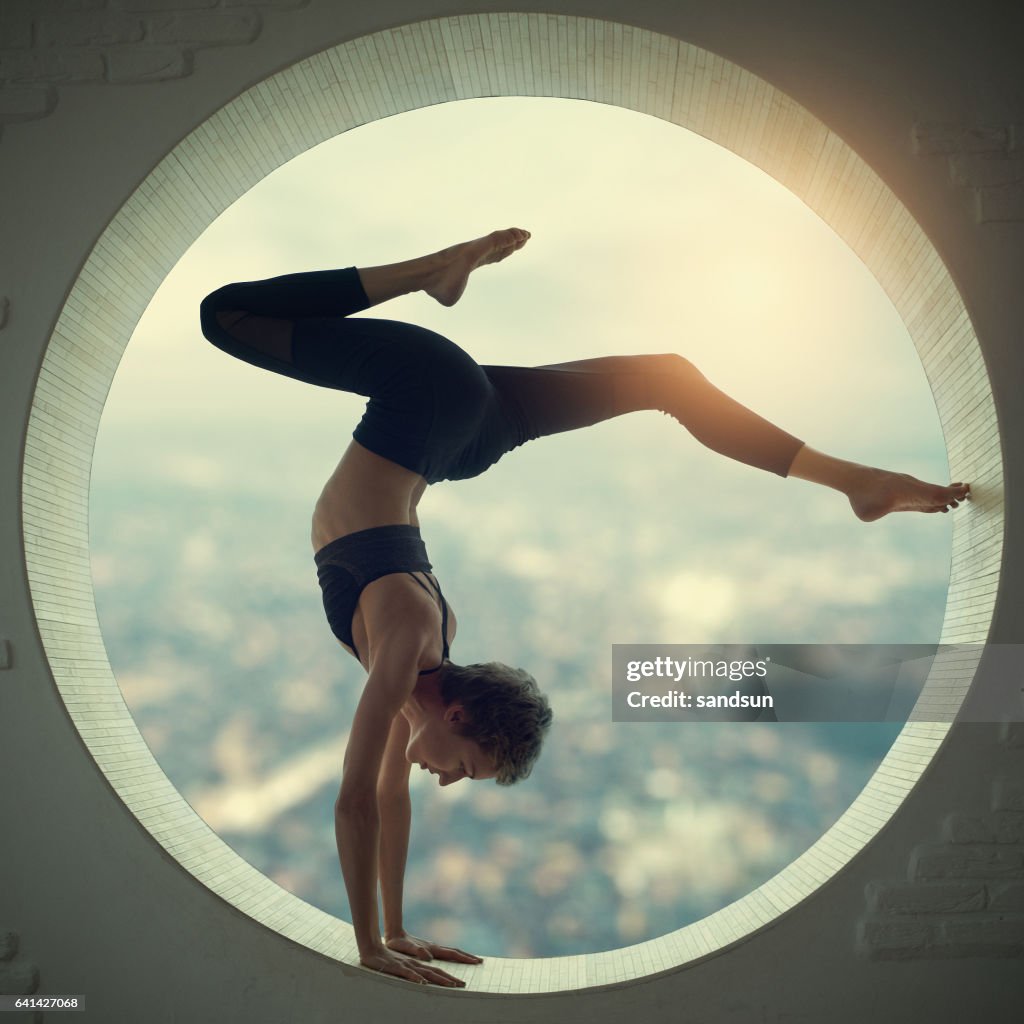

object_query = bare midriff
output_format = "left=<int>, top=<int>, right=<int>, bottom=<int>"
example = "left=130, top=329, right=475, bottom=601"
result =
left=311, top=441, right=427, bottom=552
left=311, top=441, right=452, bottom=667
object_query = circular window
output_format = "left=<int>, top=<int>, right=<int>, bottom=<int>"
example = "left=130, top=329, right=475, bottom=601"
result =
left=24, top=14, right=1000, bottom=990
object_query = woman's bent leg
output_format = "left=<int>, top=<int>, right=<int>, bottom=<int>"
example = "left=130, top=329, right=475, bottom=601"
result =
left=199, top=267, right=374, bottom=382
left=198, top=229, right=531, bottom=384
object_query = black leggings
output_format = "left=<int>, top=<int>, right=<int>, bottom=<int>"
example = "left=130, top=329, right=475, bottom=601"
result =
left=199, top=268, right=805, bottom=484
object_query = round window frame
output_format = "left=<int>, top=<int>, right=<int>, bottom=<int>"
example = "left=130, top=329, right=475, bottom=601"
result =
left=22, top=13, right=1002, bottom=993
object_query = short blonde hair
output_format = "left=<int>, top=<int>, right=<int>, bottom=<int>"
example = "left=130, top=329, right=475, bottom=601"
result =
left=438, top=661, right=552, bottom=785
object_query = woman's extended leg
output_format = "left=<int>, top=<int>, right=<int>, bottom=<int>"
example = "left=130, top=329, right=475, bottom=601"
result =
left=484, top=354, right=806, bottom=477
left=200, top=230, right=969, bottom=518
left=481, top=355, right=969, bottom=521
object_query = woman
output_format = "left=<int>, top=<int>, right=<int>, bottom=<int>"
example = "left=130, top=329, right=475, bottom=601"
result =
left=199, top=228, right=969, bottom=986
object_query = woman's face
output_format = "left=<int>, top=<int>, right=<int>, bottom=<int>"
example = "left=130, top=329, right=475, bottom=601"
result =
left=405, top=704, right=496, bottom=786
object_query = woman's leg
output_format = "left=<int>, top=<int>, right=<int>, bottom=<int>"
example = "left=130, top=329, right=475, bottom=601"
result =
left=486, top=354, right=805, bottom=478
left=198, top=228, right=531, bottom=382
left=199, top=266, right=374, bottom=378
left=484, top=355, right=970, bottom=520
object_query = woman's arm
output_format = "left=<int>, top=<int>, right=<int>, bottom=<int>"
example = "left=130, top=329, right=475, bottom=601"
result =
left=376, top=713, right=413, bottom=942
left=373, top=677, right=484, bottom=973
left=334, top=671, right=401, bottom=956
left=334, top=639, right=466, bottom=987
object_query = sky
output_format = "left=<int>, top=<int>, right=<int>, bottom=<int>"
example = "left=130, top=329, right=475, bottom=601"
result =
left=100, top=96, right=946, bottom=454
left=96, top=94, right=956, bottom=647
left=89, top=96, right=960, bottom=952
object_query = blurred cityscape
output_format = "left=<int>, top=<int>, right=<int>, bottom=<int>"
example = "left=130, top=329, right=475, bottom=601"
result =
left=89, top=415, right=948, bottom=958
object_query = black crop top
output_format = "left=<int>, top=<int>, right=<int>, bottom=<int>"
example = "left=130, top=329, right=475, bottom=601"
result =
left=313, top=524, right=451, bottom=669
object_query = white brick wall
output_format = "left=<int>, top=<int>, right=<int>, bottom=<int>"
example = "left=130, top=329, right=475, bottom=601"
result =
left=914, top=120, right=1024, bottom=223
left=860, top=725, right=1024, bottom=960
left=0, top=929, right=42, bottom=1022
left=17, top=10, right=1007, bottom=993
left=0, top=0, right=312, bottom=131
left=0, top=84, right=55, bottom=120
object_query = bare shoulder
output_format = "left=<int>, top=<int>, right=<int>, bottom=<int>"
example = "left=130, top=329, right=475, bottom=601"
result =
left=364, top=626, right=428, bottom=699
left=360, top=577, right=446, bottom=666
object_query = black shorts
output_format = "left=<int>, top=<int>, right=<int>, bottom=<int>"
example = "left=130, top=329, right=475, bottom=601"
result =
left=291, top=313, right=532, bottom=484
left=200, top=267, right=804, bottom=482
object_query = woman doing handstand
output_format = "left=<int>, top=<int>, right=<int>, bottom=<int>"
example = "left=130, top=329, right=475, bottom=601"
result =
left=199, top=228, right=969, bottom=987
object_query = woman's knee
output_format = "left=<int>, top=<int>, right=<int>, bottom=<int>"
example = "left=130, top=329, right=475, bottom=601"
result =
left=198, top=285, right=235, bottom=341
left=645, top=353, right=704, bottom=379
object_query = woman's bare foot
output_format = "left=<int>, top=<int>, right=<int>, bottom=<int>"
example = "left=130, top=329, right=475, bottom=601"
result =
left=788, top=446, right=970, bottom=522
left=424, top=228, right=530, bottom=307
left=846, top=468, right=971, bottom=522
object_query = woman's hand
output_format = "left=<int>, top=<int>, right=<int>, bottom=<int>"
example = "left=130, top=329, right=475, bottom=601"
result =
left=385, top=930, right=484, bottom=967
left=359, top=944, right=471, bottom=987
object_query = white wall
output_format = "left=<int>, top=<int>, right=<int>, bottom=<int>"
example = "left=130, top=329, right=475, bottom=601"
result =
left=1, top=2, right=1021, bottom=1020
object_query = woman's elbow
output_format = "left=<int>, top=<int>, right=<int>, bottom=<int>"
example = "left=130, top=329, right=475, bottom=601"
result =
left=335, top=787, right=379, bottom=820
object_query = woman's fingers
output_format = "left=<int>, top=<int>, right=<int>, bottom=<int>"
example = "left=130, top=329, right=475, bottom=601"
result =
left=367, top=939, right=482, bottom=985
left=411, top=962, right=466, bottom=987
left=363, top=948, right=466, bottom=988
left=431, top=945, right=484, bottom=963
left=377, top=960, right=464, bottom=988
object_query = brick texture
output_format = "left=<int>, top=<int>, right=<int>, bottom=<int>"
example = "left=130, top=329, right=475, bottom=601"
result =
left=1004, top=722, right=1024, bottom=748
left=865, top=880, right=986, bottom=915
left=949, top=153, right=1024, bottom=189
left=988, top=882, right=1024, bottom=913
left=0, top=85, right=56, bottom=121
left=6, top=0, right=107, bottom=12
left=914, top=119, right=1024, bottom=223
left=225, top=0, right=309, bottom=7
left=111, top=0, right=219, bottom=10
left=861, top=729, right=1024, bottom=959
left=911, top=843, right=1024, bottom=880
left=939, top=917, right=1024, bottom=957
left=146, top=11, right=260, bottom=46
left=993, top=774, right=1024, bottom=811
left=0, top=10, right=33, bottom=48
left=106, top=46, right=192, bottom=83
left=0, top=1, right=279, bottom=131
left=857, top=919, right=936, bottom=960
left=0, top=49, right=105, bottom=84
left=36, top=14, right=146, bottom=47
left=0, top=928, right=40, bottom=1019
left=912, top=121, right=1010, bottom=156
left=943, top=810, right=1024, bottom=843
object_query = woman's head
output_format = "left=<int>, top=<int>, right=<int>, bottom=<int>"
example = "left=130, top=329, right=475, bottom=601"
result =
left=437, top=660, right=552, bottom=785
